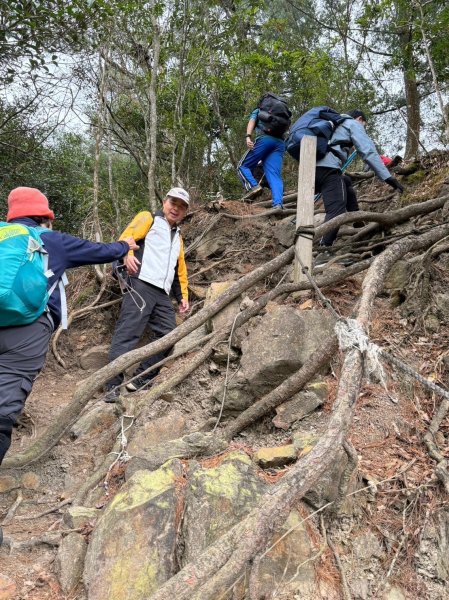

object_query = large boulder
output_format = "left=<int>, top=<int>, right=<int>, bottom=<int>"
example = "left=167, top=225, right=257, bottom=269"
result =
left=182, top=451, right=315, bottom=598
left=127, top=412, right=186, bottom=457
left=83, top=460, right=183, bottom=600
left=56, top=532, right=87, bottom=594
left=205, top=281, right=242, bottom=333
left=182, top=451, right=265, bottom=564
left=212, top=306, right=335, bottom=414
left=79, top=345, right=110, bottom=370
left=125, top=431, right=227, bottom=479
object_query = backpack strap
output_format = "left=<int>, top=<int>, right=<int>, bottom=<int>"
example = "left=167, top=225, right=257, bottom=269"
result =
left=39, top=230, right=69, bottom=330
left=45, top=270, right=69, bottom=330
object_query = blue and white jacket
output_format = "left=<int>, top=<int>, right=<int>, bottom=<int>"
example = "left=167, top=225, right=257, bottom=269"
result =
left=317, top=118, right=391, bottom=181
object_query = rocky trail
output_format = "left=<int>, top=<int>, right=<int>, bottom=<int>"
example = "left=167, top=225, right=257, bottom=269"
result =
left=1, top=153, right=449, bottom=600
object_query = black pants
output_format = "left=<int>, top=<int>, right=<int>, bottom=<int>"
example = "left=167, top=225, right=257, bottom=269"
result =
left=0, top=314, right=53, bottom=464
left=107, top=279, right=176, bottom=389
left=316, top=167, right=359, bottom=246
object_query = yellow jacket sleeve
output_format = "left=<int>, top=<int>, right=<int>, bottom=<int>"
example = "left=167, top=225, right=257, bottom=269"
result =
left=177, top=237, right=189, bottom=301
left=119, top=211, right=153, bottom=255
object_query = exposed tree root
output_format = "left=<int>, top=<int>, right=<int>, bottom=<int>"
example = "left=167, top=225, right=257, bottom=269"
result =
left=331, top=441, right=359, bottom=516
left=149, top=223, right=449, bottom=600
left=76, top=260, right=374, bottom=502
left=2, top=532, right=61, bottom=553
left=1, top=491, right=23, bottom=526
left=327, top=534, right=352, bottom=600
left=16, top=497, right=72, bottom=521
left=2, top=249, right=371, bottom=470
left=2, top=249, right=293, bottom=470
left=5, top=200, right=447, bottom=474
left=423, top=397, right=449, bottom=493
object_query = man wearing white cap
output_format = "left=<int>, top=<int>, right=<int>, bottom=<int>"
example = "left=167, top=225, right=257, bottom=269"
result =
left=105, top=188, right=190, bottom=401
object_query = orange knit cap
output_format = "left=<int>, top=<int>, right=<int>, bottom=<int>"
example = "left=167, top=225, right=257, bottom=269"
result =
left=7, top=187, right=55, bottom=222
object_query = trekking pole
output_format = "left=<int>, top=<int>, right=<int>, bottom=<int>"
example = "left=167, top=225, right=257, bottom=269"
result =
left=314, top=150, right=358, bottom=203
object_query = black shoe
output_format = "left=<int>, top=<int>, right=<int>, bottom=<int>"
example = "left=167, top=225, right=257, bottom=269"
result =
left=104, top=387, right=121, bottom=403
left=314, top=250, right=333, bottom=267
left=126, top=377, right=152, bottom=393
left=243, top=185, right=263, bottom=201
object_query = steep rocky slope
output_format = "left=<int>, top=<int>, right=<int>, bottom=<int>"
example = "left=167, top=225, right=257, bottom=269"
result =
left=1, top=152, right=449, bottom=600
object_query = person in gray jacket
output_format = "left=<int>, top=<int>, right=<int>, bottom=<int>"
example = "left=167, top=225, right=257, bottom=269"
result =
left=316, top=109, right=404, bottom=248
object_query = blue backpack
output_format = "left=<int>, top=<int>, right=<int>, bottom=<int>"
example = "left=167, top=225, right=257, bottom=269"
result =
left=0, top=222, right=57, bottom=327
left=286, top=106, right=350, bottom=161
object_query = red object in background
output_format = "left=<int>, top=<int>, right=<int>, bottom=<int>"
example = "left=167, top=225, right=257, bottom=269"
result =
left=380, top=155, right=393, bottom=167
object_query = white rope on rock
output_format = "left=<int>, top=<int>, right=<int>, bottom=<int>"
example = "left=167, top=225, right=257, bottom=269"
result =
left=335, top=318, right=387, bottom=387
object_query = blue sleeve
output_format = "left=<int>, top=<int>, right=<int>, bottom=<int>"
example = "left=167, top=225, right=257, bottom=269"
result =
left=41, top=231, right=129, bottom=271
left=347, top=121, right=391, bottom=181
left=249, top=108, right=259, bottom=121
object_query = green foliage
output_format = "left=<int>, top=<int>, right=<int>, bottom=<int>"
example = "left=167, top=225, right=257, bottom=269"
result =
left=3, top=0, right=448, bottom=237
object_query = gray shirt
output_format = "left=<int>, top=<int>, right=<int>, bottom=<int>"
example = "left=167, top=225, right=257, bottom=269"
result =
left=316, top=118, right=391, bottom=181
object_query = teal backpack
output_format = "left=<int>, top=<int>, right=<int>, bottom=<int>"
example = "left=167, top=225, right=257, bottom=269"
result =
left=0, top=222, right=56, bottom=327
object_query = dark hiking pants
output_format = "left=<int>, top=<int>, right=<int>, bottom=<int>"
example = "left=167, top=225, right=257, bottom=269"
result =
left=107, top=279, right=176, bottom=389
left=0, top=314, right=53, bottom=465
left=316, top=167, right=359, bottom=246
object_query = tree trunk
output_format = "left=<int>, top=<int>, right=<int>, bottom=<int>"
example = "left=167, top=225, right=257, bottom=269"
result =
left=147, top=6, right=161, bottom=212
left=397, top=3, right=420, bottom=159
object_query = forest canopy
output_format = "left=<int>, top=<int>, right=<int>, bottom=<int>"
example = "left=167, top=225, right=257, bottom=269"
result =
left=1, top=0, right=448, bottom=232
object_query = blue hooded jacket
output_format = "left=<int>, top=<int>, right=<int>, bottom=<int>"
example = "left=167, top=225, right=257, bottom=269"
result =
left=9, top=217, right=130, bottom=328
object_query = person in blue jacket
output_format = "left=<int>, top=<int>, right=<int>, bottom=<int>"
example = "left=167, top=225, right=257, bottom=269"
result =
left=316, top=109, right=404, bottom=252
left=237, top=107, right=286, bottom=208
left=0, top=187, right=137, bottom=471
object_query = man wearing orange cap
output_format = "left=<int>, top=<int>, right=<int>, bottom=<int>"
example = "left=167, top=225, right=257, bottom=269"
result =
left=0, top=187, right=138, bottom=472
left=105, top=187, right=190, bottom=401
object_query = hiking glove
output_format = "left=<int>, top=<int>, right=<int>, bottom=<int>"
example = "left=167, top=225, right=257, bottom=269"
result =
left=385, top=177, right=404, bottom=193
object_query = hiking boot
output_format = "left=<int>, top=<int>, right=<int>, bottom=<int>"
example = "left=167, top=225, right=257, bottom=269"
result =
left=126, top=377, right=152, bottom=393
left=104, top=387, right=121, bottom=403
left=243, top=185, right=263, bottom=201
left=314, top=250, right=333, bottom=267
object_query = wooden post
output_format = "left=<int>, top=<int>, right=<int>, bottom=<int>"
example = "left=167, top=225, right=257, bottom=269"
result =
left=294, top=135, right=316, bottom=283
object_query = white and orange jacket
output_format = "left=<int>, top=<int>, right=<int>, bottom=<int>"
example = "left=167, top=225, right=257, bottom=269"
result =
left=119, top=210, right=188, bottom=302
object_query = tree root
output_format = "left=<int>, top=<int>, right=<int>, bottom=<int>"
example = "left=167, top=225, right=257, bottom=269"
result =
left=2, top=247, right=371, bottom=471
left=327, top=534, right=352, bottom=600
left=2, top=532, right=61, bottom=553
left=423, top=396, right=449, bottom=493
left=149, top=224, right=449, bottom=600
left=1, top=491, right=23, bottom=526
left=76, top=260, right=374, bottom=502
left=16, top=497, right=72, bottom=521
left=330, top=441, right=359, bottom=516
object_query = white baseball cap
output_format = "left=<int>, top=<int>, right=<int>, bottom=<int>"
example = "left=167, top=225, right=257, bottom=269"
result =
left=166, top=187, right=190, bottom=206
